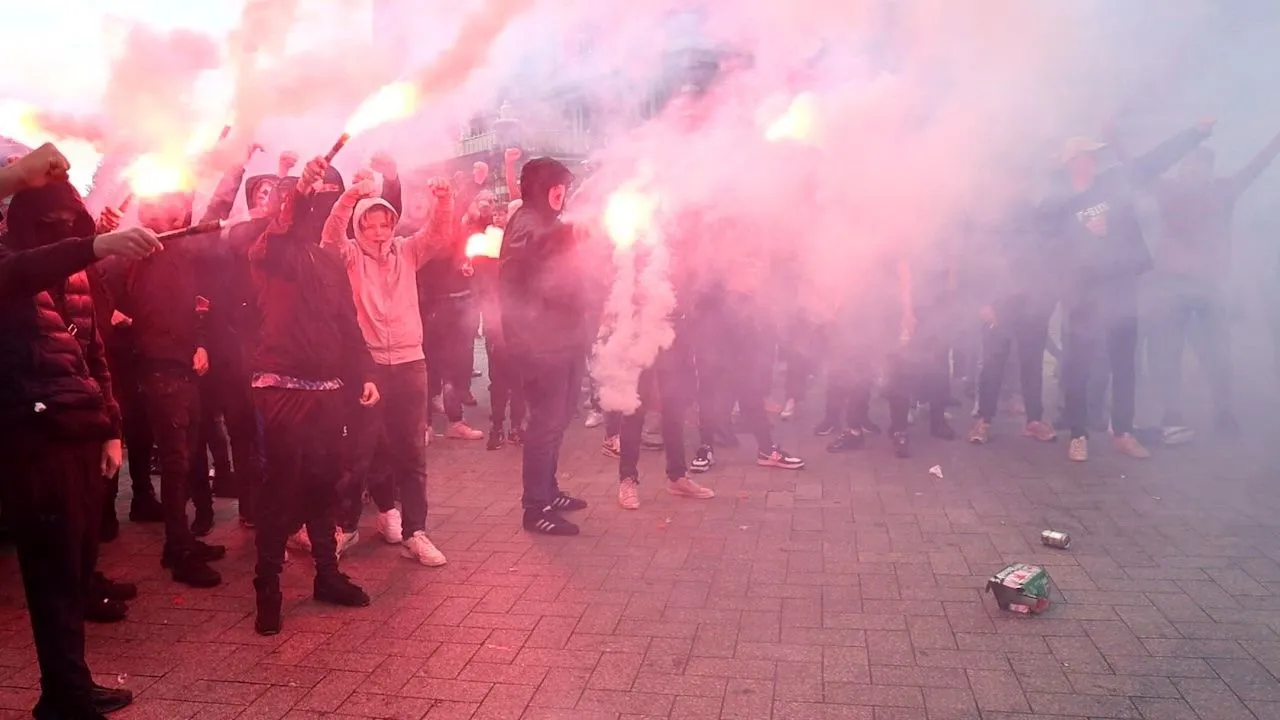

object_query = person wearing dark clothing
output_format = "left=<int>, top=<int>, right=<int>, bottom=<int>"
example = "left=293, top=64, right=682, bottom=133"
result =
left=1041, top=123, right=1213, bottom=461
left=475, top=252, right=526, bottom=448
left=821, top=253, right=914, bottom=458
left=248, top=159, right=380, bottom=637
left=969, top=206, right=1059, bottom=445
left=109, top=192, right=227, bottom=589
left=499, top=157, right=590, bottom=535
left=1149, top=127, right=1280, bottom=434
left=0, top=167, right=162, bottom=718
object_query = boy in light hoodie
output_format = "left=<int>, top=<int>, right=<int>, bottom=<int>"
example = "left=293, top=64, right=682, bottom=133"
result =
left=321, top=166, right=453, bottom=566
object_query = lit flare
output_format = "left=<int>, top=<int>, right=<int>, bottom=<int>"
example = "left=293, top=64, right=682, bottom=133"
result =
left=765, top=92, right=819, bottom=144
left=603, top=188, right=659, bottom=250
left=345, top=81, right=419, bottom=137
left=465, top=225, right=504, bottom=259
left=122, top=152, right=195, bottom=198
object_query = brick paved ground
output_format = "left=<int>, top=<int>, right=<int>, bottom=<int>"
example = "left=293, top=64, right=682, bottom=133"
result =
left=3, top=375, right=1280, bottom=719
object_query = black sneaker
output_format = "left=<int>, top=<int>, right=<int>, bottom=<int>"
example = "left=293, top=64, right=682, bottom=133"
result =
left=254, top=577, right=283, bottom=636
left=862, top=420, right=883, bottom=435
left=85, top=597, right=127, bottom=624
left=930, top=418, right=956, bottom=441
left=549, top=492, right=588, bottom=512
left=508, top=427, right=524, bottom=445
left=487, top=426, right=506, bottom=451
left=814, top=420, right=838, bottom=437
left=191, top=509, right=214, bottom=538
left=892, top=431, right=911, bottom=458
left=314, top=572, right=371, bottom=607
left=690, top=445, right=715, bottom=474
left=827, top=431, right=866, bottom=452
left=757, top=446, right=805, bottom=470
left=188, top=539, right=227, bottom=563
left=90, top=685, right=133, bottom=714
left=169, top=553, right=222, bottom=588
left=91, top=572, right=137, bottom=602
left=523, top=506, right=580, bottom=536
left=128, top=494, right=164, bottom=523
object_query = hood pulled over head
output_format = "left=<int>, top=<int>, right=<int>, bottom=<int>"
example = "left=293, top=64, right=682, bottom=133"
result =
left=352, top=197, right=400, bottom=252
left=518, top=157, right=574, bottom=216
left=4, top=179, right=95, bottom=251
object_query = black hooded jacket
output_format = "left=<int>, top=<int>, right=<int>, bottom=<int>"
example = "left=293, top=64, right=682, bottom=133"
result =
left=498, top=157, right=585, bottom=360
left=249, top=178, right=374, bottom=387
left=0, top=181, right=121, bottom=439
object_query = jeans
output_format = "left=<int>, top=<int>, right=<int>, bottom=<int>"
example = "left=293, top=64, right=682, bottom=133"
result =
left=1062, top=290, right=1139, bottom=439
left=519, top=353, right=583, bottom=510
left=253, top=387, right=344, bottom=580
left=618, top=337, right=694, bottom=481
left=0, top=433, right=103, bottom=702
left=976, top=295, right=1054, bottom=423
left=339, top=361, right=429, bottom=538
left=486, top=338, right=526, bottom=430
left=1147, top=275, right=1232, bottom=421
left=825, top=339, right=911, bottom=434
left=703, top=308, right=774, bottom=452
left=141, top=366, right=200, bottom=554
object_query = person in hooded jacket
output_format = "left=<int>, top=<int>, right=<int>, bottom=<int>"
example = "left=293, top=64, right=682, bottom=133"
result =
left=321, top=163, right=452, bottom=567
left=248, top=156, right=381, bottom=637
left=499, top=157, right=590, bottom=536
left=0, top=143, right=165, bottom=719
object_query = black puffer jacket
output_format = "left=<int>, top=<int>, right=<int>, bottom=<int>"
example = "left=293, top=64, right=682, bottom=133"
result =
left=0, top=182, right=121, bottom=439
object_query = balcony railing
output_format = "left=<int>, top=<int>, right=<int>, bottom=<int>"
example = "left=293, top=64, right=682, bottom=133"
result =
left=454, top=128, right=596, bottom=159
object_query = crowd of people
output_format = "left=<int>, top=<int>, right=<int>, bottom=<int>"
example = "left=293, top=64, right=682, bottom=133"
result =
left=0, top=104, right=1275, bottom=716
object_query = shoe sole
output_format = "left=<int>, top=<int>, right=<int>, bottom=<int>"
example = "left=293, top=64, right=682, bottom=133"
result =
left=668, top=487, right=714, bottom=500
left=618, top=500, right=640, bottom=510
left=757, top=460, right=805, bottom=470
left=400, top=547, right=448, bottom=567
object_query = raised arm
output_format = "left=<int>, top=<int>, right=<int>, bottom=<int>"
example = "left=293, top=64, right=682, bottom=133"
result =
left=1228, top=127, right=1280, bottom=197
left=404, top=179, right=456, bottom=268
left=322, top=187, right=361, bottom=265
left=504, top=147, right=522, bottom=200
left=0, top=229, right=162, bottom=306
left=1130, top=121, right=1214, bottom=185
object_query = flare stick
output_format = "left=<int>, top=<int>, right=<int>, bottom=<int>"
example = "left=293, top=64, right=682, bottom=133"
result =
left=157, top=219, right=222, bottom=241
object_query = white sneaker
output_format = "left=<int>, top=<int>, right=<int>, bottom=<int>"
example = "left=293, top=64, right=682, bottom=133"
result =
left=446, top=421, right=484, bottom=440
left=287, top=527, right=311, bottom=552
left=335, top=528, right=360, bottom=558
left=425, top=426, right=433, bottom=447
left=780, top=399, right=796, bottom=421
left=584, top=410, right=605, bottom=429
left=431, top=396, right=445, bottom=414
left=668, top=476, right=715, bottom=499
left=618, top=479, right=640, bottom=510
left=401, top=530, right=448, bottom=566
left=376, top=508, right=403, bottom=544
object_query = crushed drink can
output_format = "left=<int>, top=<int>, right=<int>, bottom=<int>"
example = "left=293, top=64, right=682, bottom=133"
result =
left=986, top=562, right=1051, bottom=614
left=1040, top=530, right=1071, bottom=549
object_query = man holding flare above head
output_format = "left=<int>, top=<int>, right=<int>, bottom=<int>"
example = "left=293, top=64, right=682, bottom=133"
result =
left=248, top=154, right=381, bottom=636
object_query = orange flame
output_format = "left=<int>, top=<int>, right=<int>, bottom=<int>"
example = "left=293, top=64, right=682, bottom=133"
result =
left=122, top=153, right=196, bottom=198
left=345, top=81, right=419, bottom=137
left=0, top=100, right=103, bottom=195
left=465, top=225, right=504, bottom=258
left=603, top=188, right=658, bottom=250
left=765, top=92, right=819, bottom=144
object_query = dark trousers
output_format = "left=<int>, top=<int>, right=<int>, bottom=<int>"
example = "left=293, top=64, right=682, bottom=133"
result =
left=253, top=387, right=344, bottom=581
left=1062, top=292, right=1139, bottom=439
left=486, top=338, right=526, bottom=429
left=825, top=341, right=911, bottom=434
left=1148, top=276, right=1232, bottom=421
left=188, top=373, right=227, bottom=517
left=424, top=295, right=475, bottom=424
left=784, top=319, right=822, bottom=401
left=698, top=308, right=773, bottom=451
left=619, top=339, right=693, bottom=481
left=339, top=361, right=429, bottom=538
left=106, top=348, right=155, bottom=505
left=976, top=295, right=1054, bottom=423
left=519, top=353, right=583, bottom=510
left=141, top=367, right=200, bottom=553
left=906, top=307, right=953, bottom=419
left=0, top=434, right=103, bottom=701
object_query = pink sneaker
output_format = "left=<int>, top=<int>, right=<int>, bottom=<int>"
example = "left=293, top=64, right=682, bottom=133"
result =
left=446, top=422, right=484, bottom=440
